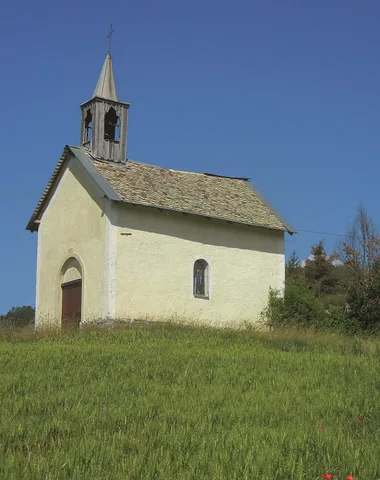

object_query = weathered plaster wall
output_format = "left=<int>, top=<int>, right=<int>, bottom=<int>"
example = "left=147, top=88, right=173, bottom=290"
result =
left=35, top=156, right=106, bottom=326
left=35, top=160, right=285, bottom=328
left=114, top=204, right=285, bottom=327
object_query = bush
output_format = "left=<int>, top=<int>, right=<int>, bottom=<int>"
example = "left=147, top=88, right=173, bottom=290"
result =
left=263, top=276, right=326, bottom=329
left=322, top=294, right=346, bottom=309
left=0, top=306, right=35, bottom=330
left=263, top=276, right=362, bottom=334
left=346, top=270, right=380, bottom=332
left=323, top=306, right=361, bottom=335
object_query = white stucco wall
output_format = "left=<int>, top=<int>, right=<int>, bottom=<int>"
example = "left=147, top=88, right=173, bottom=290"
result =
left=35, top=156, right=107, bottom=326
left=35, top=160, right=285, bottom=328
left=114, top=204, right=285, bottom=327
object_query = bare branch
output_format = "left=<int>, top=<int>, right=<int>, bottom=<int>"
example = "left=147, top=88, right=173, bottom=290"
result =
left=336, top=203, right=380, bottom=277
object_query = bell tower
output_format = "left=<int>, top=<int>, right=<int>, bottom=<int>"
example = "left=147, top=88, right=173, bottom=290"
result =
left=80, top=51, right=130, bottom=163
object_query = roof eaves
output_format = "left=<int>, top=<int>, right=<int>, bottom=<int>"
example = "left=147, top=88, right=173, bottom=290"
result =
left=26, top=145, right=121, bottom=232
left=118, top=197, right=288, bottom=232
left=247, top=181, right=296, bottom=234
left=26, top=146, right=71, bottom=232
left=68, top=146, right=120, bottom=202
left=203, top=172, right=250, bottom=181
left=80, top=96, right=131, bottom=108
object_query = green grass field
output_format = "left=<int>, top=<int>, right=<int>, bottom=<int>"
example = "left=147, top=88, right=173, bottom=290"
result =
left=1, top=324, right=380, bottom=480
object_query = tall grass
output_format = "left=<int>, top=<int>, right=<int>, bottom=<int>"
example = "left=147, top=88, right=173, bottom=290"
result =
left=1, top=324, right=380, bottom=479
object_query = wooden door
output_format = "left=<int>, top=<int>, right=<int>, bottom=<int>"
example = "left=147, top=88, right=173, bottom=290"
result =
left=61, top=280, right=82, bottom=329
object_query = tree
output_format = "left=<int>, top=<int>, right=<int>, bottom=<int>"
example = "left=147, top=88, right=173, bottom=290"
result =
left=0, top=306, right=35, bottom=328
left=286, top=250, right=301, bottom=277
left=337, top=203, right=380, bottom=276
left=337, top=204, right=380, bottom=330
left=304, top=240, right=338, bottom=296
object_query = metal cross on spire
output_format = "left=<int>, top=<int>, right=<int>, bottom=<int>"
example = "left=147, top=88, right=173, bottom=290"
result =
left=107, top=24, right=115, bottom=53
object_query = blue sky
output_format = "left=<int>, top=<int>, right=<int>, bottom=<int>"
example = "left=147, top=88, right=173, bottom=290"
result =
left=0, top=0, right=379, bottom=314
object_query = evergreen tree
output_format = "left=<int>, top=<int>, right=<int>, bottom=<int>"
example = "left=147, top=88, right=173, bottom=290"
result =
left=304, top=240, right=338, bottom=296
left=286, top=250, right=301, bottom=277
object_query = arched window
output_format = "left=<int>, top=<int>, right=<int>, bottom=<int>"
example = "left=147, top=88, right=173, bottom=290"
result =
left=193, top=259, right=209, bottom=298
left=104, top=107, right=119, bottom=141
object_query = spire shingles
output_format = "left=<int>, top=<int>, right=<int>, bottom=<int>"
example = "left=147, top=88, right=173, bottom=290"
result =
left=92, top=52, right=118, bottom=101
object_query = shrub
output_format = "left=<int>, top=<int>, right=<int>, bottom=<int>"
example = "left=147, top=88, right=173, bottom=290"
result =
left=323, top=307, right=361, bottom=335
left=0, top=306, right=35, bottom=330
left=346, top=269, right=380, bottom=332
left=322, top=294, right=346, bottom=309
left=263, top=276, right=326, bottom=329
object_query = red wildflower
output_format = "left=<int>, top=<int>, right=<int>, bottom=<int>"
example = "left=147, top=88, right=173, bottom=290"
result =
left=346, top=476, right=355, bottom=480
left=318, top=425, right=324, bottom=429
left=357, top=418, right=361, bottom=424
left=322, top=474, right=333, bottom=479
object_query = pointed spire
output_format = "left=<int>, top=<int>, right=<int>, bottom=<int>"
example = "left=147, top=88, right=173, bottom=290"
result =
left=92, top=52, right=118, bottom=102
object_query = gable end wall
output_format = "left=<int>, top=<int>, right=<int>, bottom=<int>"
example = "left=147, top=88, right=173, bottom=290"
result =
left=35, top=157, right=107, bottom=325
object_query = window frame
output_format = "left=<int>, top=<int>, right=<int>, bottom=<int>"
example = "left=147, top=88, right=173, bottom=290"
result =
left=193, top=259, right=210, bottom=300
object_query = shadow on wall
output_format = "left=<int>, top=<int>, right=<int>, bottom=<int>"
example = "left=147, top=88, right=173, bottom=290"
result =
left=116, top=203, right=284, bottom=254
left=67, top=156, right=108, bottom=218
left=66, top=154, right=283, bottom=255
left=69, top=155, right=283, bottom=255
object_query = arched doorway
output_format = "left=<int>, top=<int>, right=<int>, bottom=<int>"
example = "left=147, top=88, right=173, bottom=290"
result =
left=60, top=257, right=83, bottom=329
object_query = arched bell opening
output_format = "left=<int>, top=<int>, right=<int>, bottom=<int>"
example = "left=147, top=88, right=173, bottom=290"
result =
left=84, top=109, right=93, bottom=142
left=104, top=107, right=120, bottom=142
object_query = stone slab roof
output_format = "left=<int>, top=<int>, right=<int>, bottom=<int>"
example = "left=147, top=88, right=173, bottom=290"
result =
left=26, top=145, right=295, bottom=233
left=90, top=156, right=294, bottom=232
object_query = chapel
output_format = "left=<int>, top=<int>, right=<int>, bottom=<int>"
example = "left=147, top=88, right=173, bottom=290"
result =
left=27, top=51, right=295, bottom=328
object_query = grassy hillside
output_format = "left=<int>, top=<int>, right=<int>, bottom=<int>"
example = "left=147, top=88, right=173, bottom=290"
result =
left=1, top=324, right=380, bottom=480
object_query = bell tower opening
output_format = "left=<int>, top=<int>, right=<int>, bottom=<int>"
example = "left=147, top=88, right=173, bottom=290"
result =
left=79, top=52, right=130, bottom=163
left=84, top=109, right=92, bottom=142
left=104, top=107, right=119, bottom=142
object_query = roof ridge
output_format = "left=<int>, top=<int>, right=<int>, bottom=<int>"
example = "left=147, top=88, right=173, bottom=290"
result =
left=103, top=158, right=246, bottom=180
left=27, top=145, right=295, bottom=234
left=121, top=160, right=205, bottom=176
left=73, top=148, right=245, bottom=180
